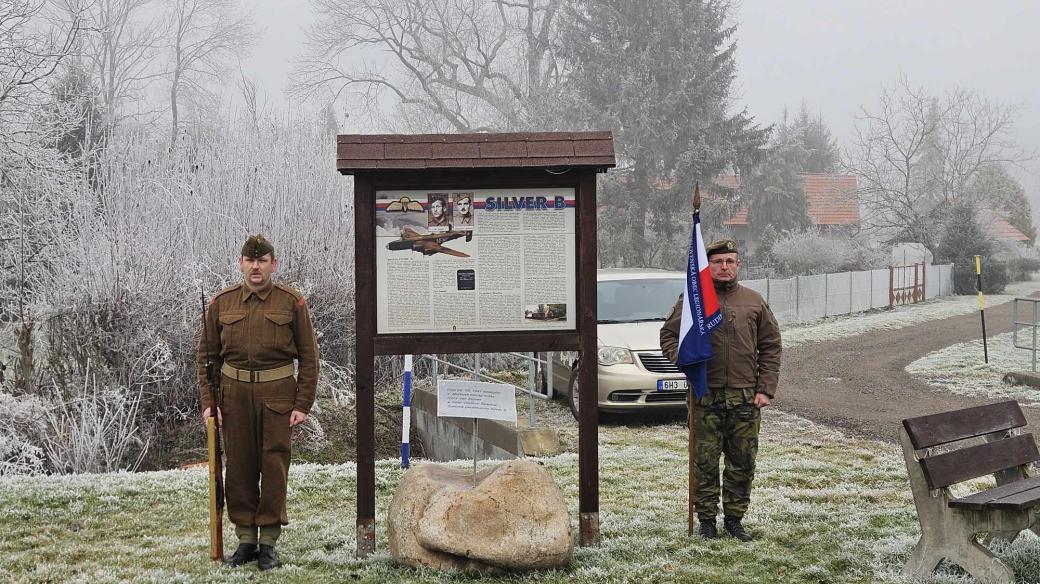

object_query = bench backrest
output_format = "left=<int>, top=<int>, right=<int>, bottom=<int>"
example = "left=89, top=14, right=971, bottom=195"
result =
left=902, top=400, right=1038, bottom=490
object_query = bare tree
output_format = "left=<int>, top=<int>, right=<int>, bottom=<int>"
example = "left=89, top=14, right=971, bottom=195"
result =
left=293, top=0, right=565, bottom=132
left=165, top=0, right=254, bottom=148
left=1, top=0, right=83, bottom=147
left=845, top=77, right=1028, bottom=249
left=1, top=0, right=85, bottom=391
left=66, top=0, right=165, bottom=127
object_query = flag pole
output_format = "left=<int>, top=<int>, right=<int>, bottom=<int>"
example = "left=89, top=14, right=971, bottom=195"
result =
left=688, top=183, right=701, bottom=537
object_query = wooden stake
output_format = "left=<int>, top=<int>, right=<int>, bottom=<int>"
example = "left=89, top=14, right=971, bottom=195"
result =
left=688, top=390, right=696, bottom=536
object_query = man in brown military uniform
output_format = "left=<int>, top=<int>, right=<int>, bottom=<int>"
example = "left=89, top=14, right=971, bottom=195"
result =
left=198, top=235, right=320, bottom=570
left=660, top=239, right=781, bottom=542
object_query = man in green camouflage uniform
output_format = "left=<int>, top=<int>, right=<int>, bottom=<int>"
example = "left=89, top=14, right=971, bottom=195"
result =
left=660, top=240, right=781, bottom=541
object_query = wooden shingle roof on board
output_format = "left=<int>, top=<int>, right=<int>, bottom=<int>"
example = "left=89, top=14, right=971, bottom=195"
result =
left=336, top=131, right=616, bottom=174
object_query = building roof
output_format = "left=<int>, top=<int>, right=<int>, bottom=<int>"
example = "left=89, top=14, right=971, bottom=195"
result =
left=718, top=173, right=860, bottom=226
left=336, top=131, right=616, bottom=174
left=983, top=211, right=1030, bottom=242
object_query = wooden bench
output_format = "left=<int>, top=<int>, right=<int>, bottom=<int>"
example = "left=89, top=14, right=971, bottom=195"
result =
left=901, top=400, right=1040, bottom=583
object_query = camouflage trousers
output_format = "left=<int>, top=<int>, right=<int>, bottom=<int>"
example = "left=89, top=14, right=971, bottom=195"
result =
left=692, top=387, right=761, bottom=519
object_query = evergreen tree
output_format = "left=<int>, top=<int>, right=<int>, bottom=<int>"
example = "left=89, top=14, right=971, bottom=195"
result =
left=969, top=163, right=1035, bottom=244
left=560, top=0, right=767, bottom=267
left=745, top=121, right=812, bottom=244
left=935, top=199, right=1007, bottom=293
left=791, top=104, right=839, bottom=173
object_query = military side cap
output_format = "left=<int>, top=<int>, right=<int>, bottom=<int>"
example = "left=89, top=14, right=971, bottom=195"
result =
left=706, top=239, right=738, bottom=257
left=241, top=234, right=274, bottom=258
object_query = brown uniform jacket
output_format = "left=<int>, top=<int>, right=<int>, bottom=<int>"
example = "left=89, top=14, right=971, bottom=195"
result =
left=197, top=282, right=320, bottom=413
left=659, top=282, right=782, bottom=397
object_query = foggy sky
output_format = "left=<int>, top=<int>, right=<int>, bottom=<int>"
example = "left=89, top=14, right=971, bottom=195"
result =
left=733, top=0, right=1040, bottom=198
left=240, top=0, right=1039, bottom=200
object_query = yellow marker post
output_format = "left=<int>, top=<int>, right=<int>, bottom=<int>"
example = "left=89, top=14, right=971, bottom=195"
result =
left=976, top=255, right=988, bottom=363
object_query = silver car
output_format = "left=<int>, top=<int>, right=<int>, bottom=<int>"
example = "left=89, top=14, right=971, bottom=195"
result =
left=543, top=269, right=689, bottom=418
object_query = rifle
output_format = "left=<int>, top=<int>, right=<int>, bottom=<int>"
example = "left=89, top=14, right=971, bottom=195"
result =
left=202, top=293, right=225, bottom=562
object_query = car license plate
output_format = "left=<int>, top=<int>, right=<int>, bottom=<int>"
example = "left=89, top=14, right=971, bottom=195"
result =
left=657, top=379, right=688, bottom=391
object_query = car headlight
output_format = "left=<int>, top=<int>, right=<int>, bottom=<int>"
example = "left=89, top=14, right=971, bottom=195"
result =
left=598, top=346, right=633, bottom=366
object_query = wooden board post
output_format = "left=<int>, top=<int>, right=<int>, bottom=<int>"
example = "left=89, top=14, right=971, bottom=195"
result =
left=338, top=133, right=615, bottom=557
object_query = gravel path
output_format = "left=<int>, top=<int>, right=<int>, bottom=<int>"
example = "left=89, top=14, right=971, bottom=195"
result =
left=777, top=293, right=1040, bottom=443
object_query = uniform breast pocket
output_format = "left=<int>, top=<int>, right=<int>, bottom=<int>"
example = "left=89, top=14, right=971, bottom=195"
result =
left=218, top=311, right=246, bottom=348
left=263, top=310, right=294, bottom=352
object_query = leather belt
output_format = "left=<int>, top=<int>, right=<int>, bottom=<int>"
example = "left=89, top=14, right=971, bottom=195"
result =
left=221, top=363, right=295, bottom=383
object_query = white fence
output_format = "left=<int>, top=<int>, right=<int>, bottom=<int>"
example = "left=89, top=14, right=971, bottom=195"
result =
left=741, top=264, right=954, bottom=325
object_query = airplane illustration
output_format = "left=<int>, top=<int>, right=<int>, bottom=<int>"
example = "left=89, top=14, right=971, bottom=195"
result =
left=386, top=227, right=473, bottom=257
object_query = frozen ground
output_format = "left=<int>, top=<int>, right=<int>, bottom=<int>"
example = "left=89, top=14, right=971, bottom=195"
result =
left=906, top=330, right=1040, bottom=405
left=4, top=401, right=1033, bottom=583
left=5, top=285, right=1040, bottom=581
left=783, top=279, right=1040, bottom=348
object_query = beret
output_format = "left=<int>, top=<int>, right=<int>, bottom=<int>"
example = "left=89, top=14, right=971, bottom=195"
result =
left=706, top=239, right=738, bottom=257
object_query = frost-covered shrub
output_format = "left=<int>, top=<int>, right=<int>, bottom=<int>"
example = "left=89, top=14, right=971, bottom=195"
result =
left=1007, top=257, right=1040, bottom=282
left=984, top=262, right=1011, bottom=293
left=952, top=257, right=1008, bottom=294
left=840, top=241, right=889, bottom=272
left=770, top=230, right=847, bottom=276
left=769, top=229, right=887, bottom=277
left=4, top=114, right=361, bottom=471
left=42, top=373, right=150, bottom=474
left=0, top=391, right=47, bottom=475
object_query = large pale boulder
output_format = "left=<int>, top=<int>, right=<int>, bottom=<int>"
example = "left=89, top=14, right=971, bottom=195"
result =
left=387, top=459, right=573, bottom=572
left=418, top=459, right=573, bottom=570
left=387, top=464, right=498, bottom=572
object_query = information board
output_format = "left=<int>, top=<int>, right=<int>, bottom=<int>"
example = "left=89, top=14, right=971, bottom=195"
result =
left=375, top=187, right=577, bottom=334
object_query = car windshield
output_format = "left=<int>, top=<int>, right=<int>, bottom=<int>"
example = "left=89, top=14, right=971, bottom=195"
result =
left=598, top=278, right=685, bottom=323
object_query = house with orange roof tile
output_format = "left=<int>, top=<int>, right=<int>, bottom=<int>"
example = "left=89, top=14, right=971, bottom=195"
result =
left=714, top=173, right=860, bottom=255
left=979, top=209, right=1034, bottom=259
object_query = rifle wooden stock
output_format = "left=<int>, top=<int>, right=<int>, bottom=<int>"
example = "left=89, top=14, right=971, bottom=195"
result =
left=202, top=292, right=224, bottom=562
left=207, top=415, right=224, bottom=561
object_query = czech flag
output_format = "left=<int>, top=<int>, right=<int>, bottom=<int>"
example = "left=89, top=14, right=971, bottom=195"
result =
left=677, top=208, right=723, bottom=399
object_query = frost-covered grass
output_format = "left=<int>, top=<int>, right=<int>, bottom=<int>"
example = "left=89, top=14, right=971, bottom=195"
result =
left=4, top=404, right=1040, bottom=583
left=906, top=330, right=1040, bottom=405
left=8, top=282, right=1040, bottom=581
left=783, top=279, right=1040, bottom=348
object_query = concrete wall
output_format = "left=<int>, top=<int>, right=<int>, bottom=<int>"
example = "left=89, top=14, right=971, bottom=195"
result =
left=410, top=386, right=520, bottom=462
left=742, top=263, right=954, bottom=326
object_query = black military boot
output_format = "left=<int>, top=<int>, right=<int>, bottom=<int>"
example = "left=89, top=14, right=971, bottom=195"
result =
left=697, top=515, right=718, bottom=539
left=223, top=543, right=258, bottom=567
left=724, top=515, right=753, bottom=542
left=257, top=544, right=280, bottom=571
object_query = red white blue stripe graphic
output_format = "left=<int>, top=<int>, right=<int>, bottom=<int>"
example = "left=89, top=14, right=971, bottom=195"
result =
left=677, top=210, right=723, bottom=399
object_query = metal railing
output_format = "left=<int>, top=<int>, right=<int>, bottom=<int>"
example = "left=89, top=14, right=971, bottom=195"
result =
left=1012, top=298, right=1040, bottom=372
left=419, top=352, right=554, bottom=427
